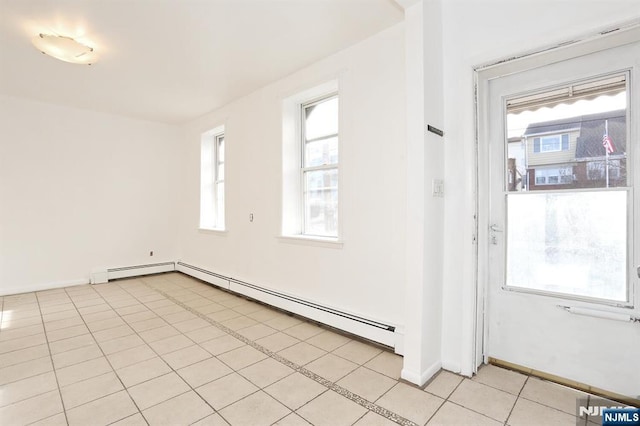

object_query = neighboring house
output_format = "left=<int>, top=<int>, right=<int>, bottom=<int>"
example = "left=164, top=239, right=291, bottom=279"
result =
left=520, top=109, right=626, bottom=190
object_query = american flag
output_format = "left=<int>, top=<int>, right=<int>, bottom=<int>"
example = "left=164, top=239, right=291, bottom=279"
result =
left=603, top=134, right=615, bottom=154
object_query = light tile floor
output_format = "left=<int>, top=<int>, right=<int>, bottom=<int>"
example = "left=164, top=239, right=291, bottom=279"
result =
left=0, top=273, right=607, bottom=425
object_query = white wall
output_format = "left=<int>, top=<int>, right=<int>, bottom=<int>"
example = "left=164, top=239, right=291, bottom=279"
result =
left=178, top=24, right=407, bottom=329
left=439, top=0, right=640, bottom=375
left=0, top=95, right=181, bottom=295
left=401, top=0, right=446, bottom=385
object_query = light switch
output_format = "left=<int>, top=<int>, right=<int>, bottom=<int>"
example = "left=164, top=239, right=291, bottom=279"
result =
left=432, top=179, right=444, bottom=197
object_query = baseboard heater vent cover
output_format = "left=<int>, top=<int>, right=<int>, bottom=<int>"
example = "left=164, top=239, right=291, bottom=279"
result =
left=92, top=261, right=176, bottom=284
left=176, top=261, right=399, bottom=349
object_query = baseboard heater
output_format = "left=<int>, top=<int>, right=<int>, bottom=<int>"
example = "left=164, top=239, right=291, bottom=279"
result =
left=175, top=261, right=401, bottom=351
left=91, top=261, right=176, bottom=283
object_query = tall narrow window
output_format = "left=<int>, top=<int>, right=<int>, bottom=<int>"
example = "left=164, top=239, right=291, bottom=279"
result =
left=200, top=126, right=225, bottom=230
left=301, top=95, right=339, bottom=237
left=214, top=133, right=225, bottom=228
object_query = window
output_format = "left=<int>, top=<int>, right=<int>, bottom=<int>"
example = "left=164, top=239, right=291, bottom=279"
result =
left=534, top=166, right=573, bottom=185
left=533, top=134, right=569, bottom=153
left=301, top=95, right=339, bottom=237
left=281, top=79, right=341, bottom=242
left=214, top=134, right=225, bottom=226
left=587, top=159, right=621, bottom=180
left=504, top=71, right=629, bottom=302
left=200, top=126, right=225, bottom=230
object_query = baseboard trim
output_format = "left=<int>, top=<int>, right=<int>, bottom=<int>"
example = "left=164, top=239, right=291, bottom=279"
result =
left=441, top=360, right=463, bottom=375
left=401, top=360, right=442, bottom=386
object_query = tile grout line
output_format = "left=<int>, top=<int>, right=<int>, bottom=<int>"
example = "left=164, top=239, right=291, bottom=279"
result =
left=444, top=399, right=510, bottom=425
left=136, top=278, right=309, bottom=420
left=431, top=373, right=530, bottom=425
left=129, top=279, right=304, bottom=424
left=152, top=279, right=379, bottom=370
left=89, top=285, right=198, bottom=419
left=144, top=281, right=420, bottom=426
left=142, top=279, right=401, bottom=418
left=16, top=279, right=394, bottom=426
left=104, top=279, right=226, bottom=421
left=510, top=376, right=585, bottom=420
left=503, top=375, right=528, bottom=424
left=350, top=408, right=371, bottom=426
left=115, top=277, right=250, bottom=426
left=61, top=286, right=151, bottom=426
left=33, top=290, right=70, bottom=426
left=128, top=280, right=298, bottom=426
left=475, top=369, right=589, bottom=421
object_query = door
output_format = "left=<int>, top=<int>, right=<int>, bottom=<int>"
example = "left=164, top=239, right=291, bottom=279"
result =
left=484, top=40, right=640, bottom=398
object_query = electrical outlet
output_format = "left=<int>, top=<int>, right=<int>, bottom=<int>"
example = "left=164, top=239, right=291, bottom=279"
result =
left=149, top=251, right=153, bottom=256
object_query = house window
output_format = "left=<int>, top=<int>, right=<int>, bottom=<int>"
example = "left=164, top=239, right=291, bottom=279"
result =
left=281, top=79, right=341, bottom=242
left=200, top=126, right=225, bottom=230
left=533, top=134, right=569, bottom=153
left=588, top=160, right=621, bottom=180
left=301, top=95, right=339, bottom=237
left=534, top=166, right=573, bottom=185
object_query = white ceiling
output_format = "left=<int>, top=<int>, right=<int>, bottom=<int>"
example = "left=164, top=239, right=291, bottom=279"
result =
left=0, top=0, right=404, bottom=124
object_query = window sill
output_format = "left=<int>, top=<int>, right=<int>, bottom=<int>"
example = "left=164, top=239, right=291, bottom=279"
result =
left=277, top=235, right=344, bottom=249
left=198, top=228, right=228, bottom=236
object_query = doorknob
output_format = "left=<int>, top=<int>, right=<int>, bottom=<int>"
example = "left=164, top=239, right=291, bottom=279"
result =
left=490, top=224, right=503, bottom=232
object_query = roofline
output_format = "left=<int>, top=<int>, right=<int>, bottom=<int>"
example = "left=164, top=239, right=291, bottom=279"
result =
left=523, top=109, right=626, bottom=136
left=574, top=154, right=626, bottom=162
left=524, top=127, right=581, bottom=138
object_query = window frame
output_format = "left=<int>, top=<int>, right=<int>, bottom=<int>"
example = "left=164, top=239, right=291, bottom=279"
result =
left=280, top=78, right=343, bottom=246
left=540, top=134, right=562, bottom=152
left=534, top=166, right=573, bottom=186
left=300, top=93, right=339, bottom=238
left=587, top=159, right=622, bottom=180
left=199, top=125, right=226, bottom=232
left=532, top=133, right=571, bottom=153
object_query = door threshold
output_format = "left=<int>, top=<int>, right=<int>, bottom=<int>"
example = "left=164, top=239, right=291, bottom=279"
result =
left=488, top=357, right=640, bottom=407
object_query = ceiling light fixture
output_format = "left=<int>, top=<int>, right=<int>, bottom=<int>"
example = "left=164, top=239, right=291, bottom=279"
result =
left=31, top=33, right=98, bottom=65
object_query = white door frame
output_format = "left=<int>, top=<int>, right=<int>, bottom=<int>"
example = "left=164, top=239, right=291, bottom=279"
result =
left=473, top=21, right=640, bottom=374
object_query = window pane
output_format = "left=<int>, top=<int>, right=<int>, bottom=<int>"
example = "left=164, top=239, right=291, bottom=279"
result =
left=304, top=169, right=338, bottom=237
left=506, top=191, right=627, bottom=301
left=216, top=182, right=224, bottom=227
left=218, top=136, right=225, bottom=162
left=200, top=182, right=215, bottom=229
left=506, top=78, right=627, bottom=192
left=201, top=127, right=225, bottom=230
left=541, top=135, right=561, bottom=152
left=304, top=136, right=338, bottom=167
left=304, top=96, right=338, bottom=140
